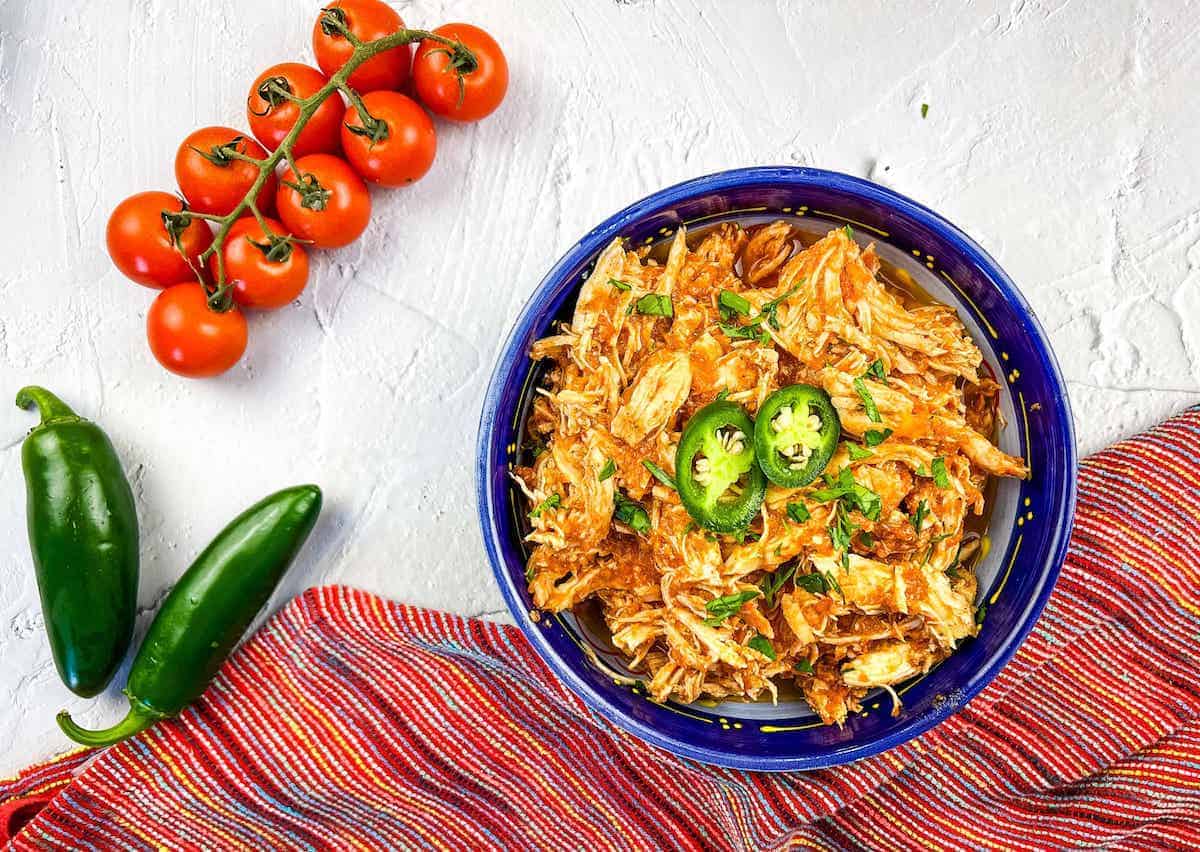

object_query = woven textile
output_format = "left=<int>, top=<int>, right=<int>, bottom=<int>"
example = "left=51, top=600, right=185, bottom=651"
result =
left=3, top=409, right=1199, bottom=850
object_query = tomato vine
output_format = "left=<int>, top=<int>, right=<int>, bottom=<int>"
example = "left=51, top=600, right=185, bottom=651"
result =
left=179, top=14, right=476, bottom=311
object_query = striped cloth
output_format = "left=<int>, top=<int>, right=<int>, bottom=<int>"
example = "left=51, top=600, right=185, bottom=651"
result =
left=2, top=409, right=1198, bottom=851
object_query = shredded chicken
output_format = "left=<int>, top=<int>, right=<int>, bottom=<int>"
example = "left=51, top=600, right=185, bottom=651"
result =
left=515, top=222, right=1027, bottom=725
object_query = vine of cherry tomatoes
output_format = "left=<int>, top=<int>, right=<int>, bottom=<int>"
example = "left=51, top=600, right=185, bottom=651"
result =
left=106, top=0, right=508, bottom=378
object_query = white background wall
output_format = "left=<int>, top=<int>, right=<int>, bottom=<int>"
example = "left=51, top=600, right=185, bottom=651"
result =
left=2, top=0, right=1198, bottom=773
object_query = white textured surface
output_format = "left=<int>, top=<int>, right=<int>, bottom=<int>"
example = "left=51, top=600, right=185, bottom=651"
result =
left=1, top=0, right=1198, bottom=774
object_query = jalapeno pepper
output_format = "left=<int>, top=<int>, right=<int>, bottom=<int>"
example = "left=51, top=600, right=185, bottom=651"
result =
left=753, top=384, right=840, bottom=487
left=675, top=401, right=767, bottom=532
left=56, top=484, right=322, bottom=748
left=16, top=387, right=139, bottom=698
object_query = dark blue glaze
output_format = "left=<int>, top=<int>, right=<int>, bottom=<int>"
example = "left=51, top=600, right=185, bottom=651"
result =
left=476, top=167, right=1077, bottom=771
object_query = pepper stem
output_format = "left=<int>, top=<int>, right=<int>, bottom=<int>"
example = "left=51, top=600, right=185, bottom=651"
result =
left=57, top=701, right=162, bottom=748
left=15, top=386, right=78, bottom=425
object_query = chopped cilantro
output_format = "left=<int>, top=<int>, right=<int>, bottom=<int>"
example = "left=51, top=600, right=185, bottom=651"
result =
left=847, top=443, right=874, bottom=461
left=911, top=498, right=929, bottom=533
left=613, top=493, right=650, bottom=534
left=975, top=604, right=988, bottom=626
left=853, top=376, right=882, bottom=423
left=931, top=457, right=950, bottom=488
left=759, top=562, right=797, bottom=608
left=598, top=458, right=616, bottom=481
left=703, top=590, right=760, bottom=626
left=864, top=428, right=893, bottom=447
left=794, top=659, right=815, bottom=675
left=608, top=277, right=632, bottom=292
left=809, top=467, right=882, bottom=521
left=843, top=224, right=854, bottom=239
left=786, top=502, right=811, bottom=524
left=719, top=321, right=771, bottom=345
left=718, top=289, right=751, bottom=317
left=795, top=570, right=843, bottom=600
left=715, top=388, right=730, bottom=401
left=635, top=293, right=673, bottom=317
left=865, top=359, right=888, bottom=384
left=643, top=460, right=676, bottom=490
left=748, top=634, right=777, bottom=660
left=758, top=280, right=803, bottom=330
left=529, top=493, right=561, bottom=519
left=921, top=103, right=929, bottom=119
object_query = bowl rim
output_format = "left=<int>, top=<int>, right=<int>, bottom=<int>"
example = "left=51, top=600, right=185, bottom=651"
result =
left=476, top=166, right=1077, bottom=771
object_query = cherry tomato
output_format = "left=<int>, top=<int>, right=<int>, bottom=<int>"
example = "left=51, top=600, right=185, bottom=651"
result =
left=341, top=92, right=436, bottom=187
left=276, top=154, right=371, bottom=249
left=146, top=283, right=247, bottom=378
left=413, top=24, right=507, bottom=122
left=174, top=127, right=275, bottom=217
left=210, top=217, right=310, bottom=310
left=247, top=63, right=343, bottom=157
left=312, top=0, right=412, bottom=93
left=107, top=191, right=213, bottom=289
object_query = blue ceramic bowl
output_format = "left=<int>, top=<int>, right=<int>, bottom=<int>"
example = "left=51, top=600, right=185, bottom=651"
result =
left=476, top=167, right=1076, bottom=771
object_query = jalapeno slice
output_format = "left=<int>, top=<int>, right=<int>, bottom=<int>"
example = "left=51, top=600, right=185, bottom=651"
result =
left=753, top=384, right=840, bottom=488
left=675, top=401, right=767, bottom=532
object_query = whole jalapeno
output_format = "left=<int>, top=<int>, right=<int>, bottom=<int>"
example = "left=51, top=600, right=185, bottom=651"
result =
left=16, top=387, right=139, bottom=697
left=675, top=401, right=767, bottom=532
left=57, top=484, right=322, bottom=747
left=753, top=384, right=841, bottom=488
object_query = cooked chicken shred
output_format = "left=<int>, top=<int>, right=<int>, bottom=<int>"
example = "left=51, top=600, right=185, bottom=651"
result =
left=515, top=222, right=1027, bottom=725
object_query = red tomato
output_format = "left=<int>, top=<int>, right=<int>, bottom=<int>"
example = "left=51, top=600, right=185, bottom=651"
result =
left=174, top=127, right=275, bottom=216
left=146, top=283, right=247, bottom=378
left=211, top=217, right=310, bottom=310
left=107, top=191, right=213, bottom=288
left=247, top=63, right=343, bottom=157
left=276, top=154, right=371, bottom=249
left=341, top=92, right=436, bottom=187
left=312, top=0, right=412, bottom=93
left=413, top=24, right=507, bottom=122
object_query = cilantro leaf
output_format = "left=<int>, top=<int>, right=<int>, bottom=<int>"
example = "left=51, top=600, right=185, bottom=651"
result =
left=703, top=590, right=760, bottom=626
left=748, top=634, right=777, bottom=660
left=598, top=458, right=616, bottom=481
left=847, top=443, right=874, bottom=461
left=864, top=428, right=893, bottom=447
left=911, top=498, right=929, bottom=533
left=718, top=289, right=751, bottom=317
left=635, top=293, right=673, bottom=317
left=643, top=460, right=676, bottom=490
left=865, top=359, right=888, bottom=384
left=786, top=502, right=811, bottom=523
left=853, top=376, right=882, bottom=423
left=759, top=562, right=797, bottom=608
left=613, top=493, right=650, bottom=534
left=529, top=493, right=562, bottom=519
left=719, top=321, right=767, bottom=343
left=608, top=277, right=632, bottom=292
left=794, top=659, right=814, bottom=675
left=808, top=467, right=881, bottom=521
left=931, top=456, right=950, bottom=488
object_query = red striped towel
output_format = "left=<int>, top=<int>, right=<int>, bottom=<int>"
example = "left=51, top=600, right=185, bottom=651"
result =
left=3, top=409, right=1199, bottom=850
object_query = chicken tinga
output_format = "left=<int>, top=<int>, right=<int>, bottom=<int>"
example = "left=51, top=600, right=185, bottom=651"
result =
left=512, top=221, right=1027, bottom=725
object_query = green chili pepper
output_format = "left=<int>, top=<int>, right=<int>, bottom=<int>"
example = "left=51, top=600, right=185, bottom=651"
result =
left=675, top=401, right=766, bottom=532
left=16, top=387, right=139, bottom=698
left=753, top=384, right=840, bottom=488
left=57, top=484, right=322, bottom=747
